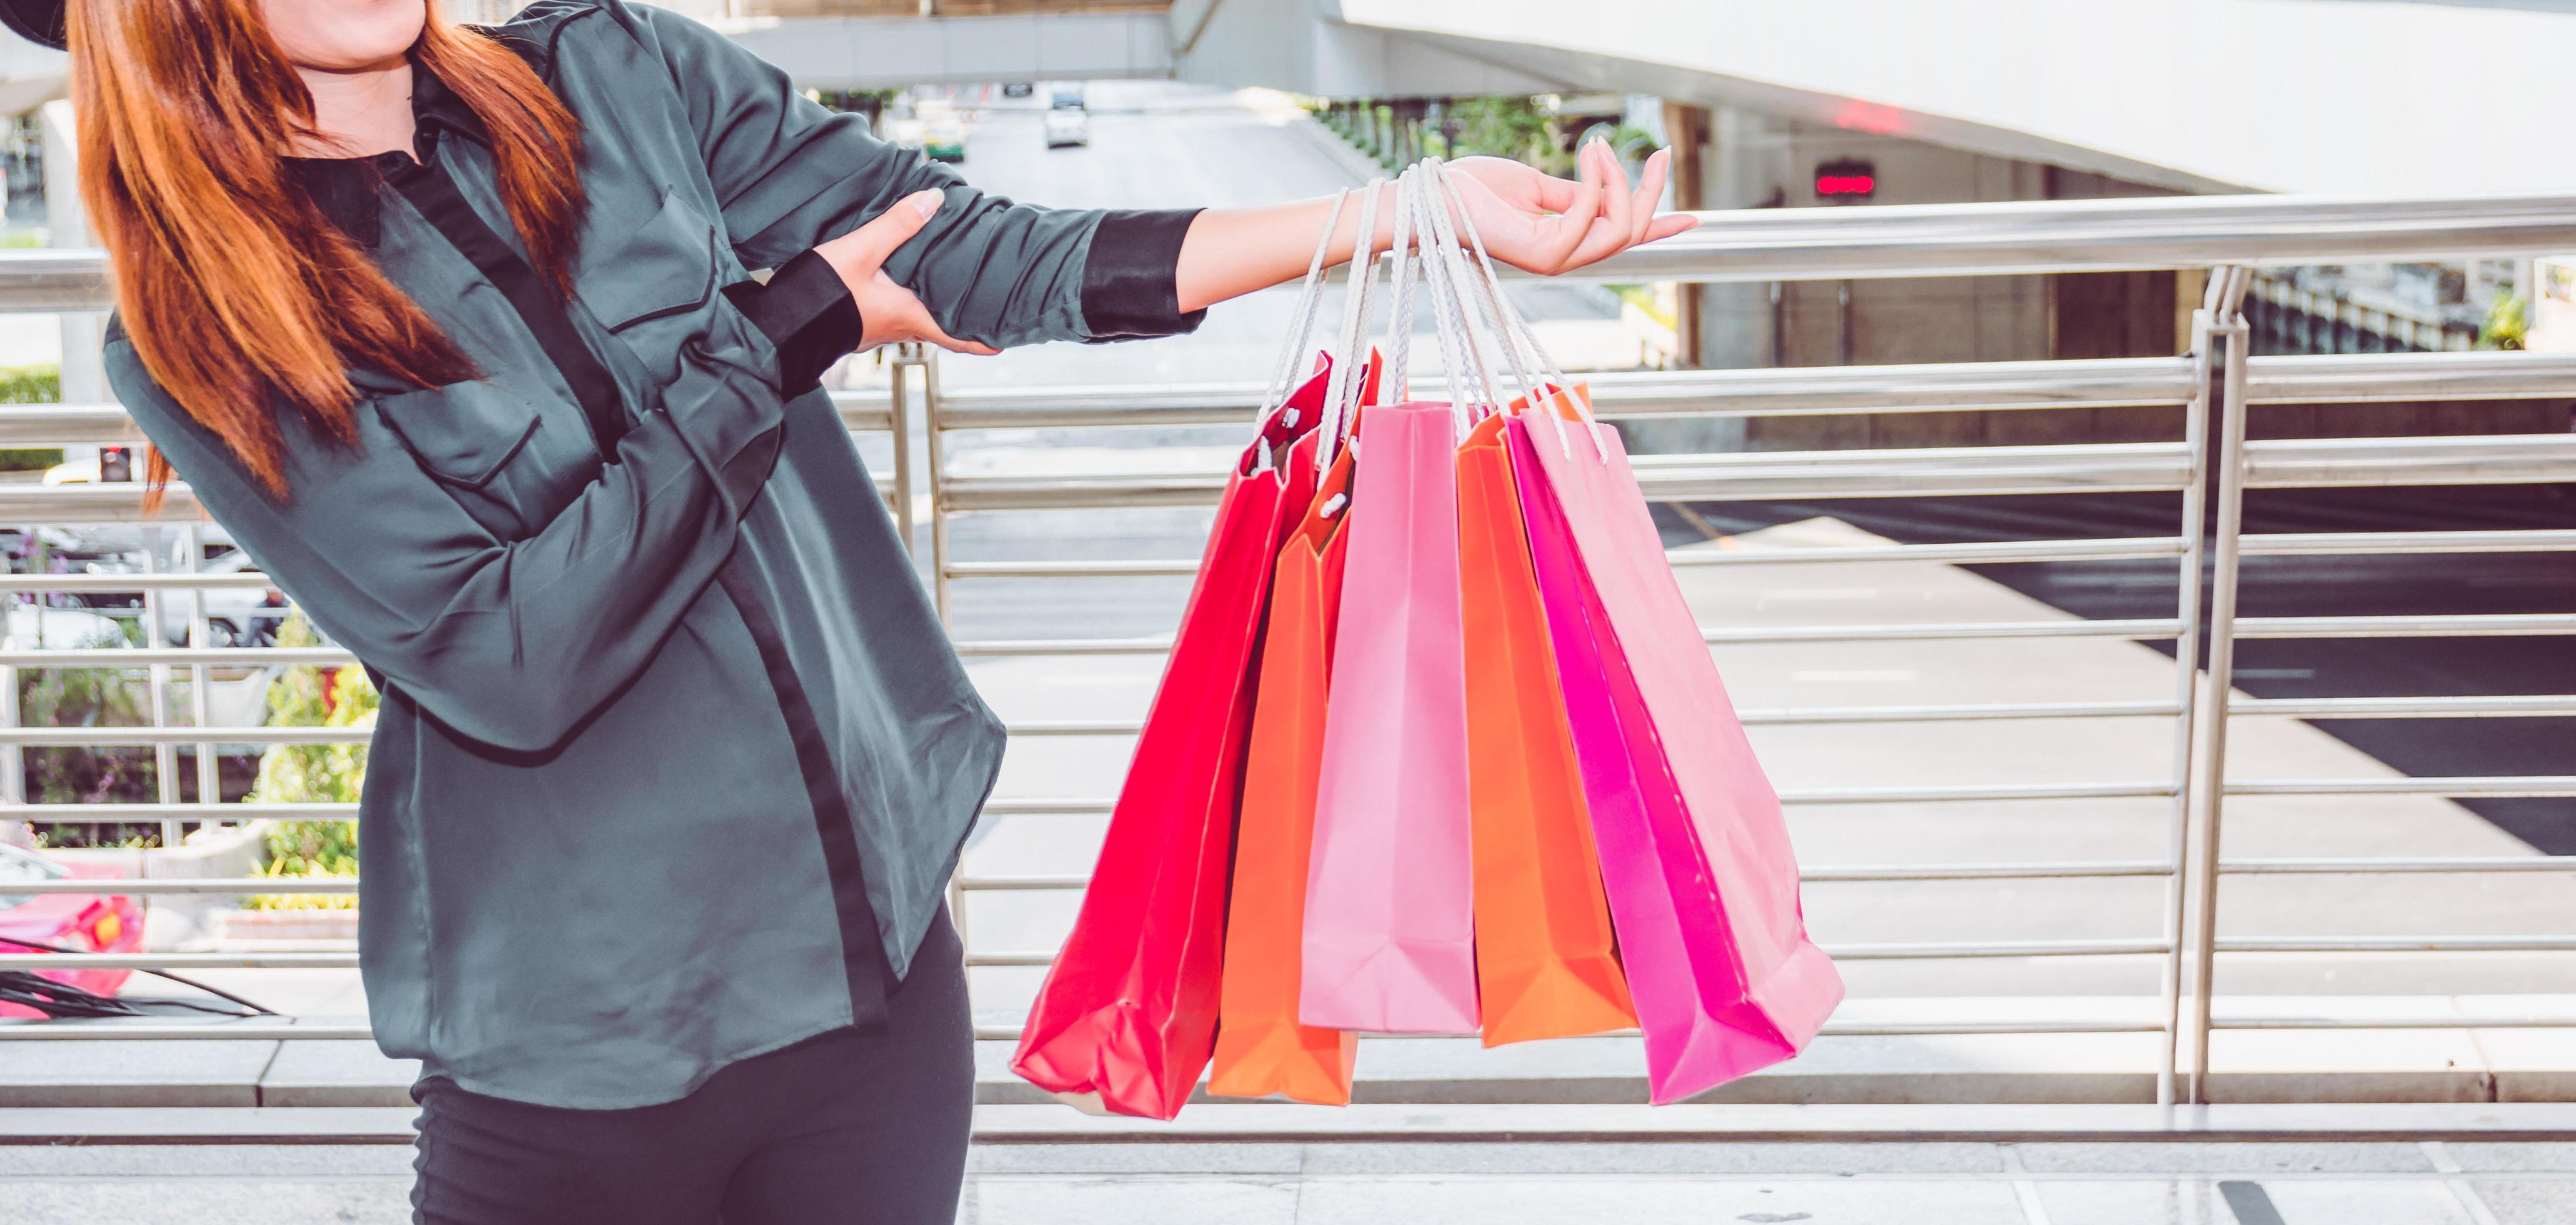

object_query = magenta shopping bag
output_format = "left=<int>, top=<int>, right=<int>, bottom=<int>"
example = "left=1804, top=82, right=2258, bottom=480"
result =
left=1509, top=399, right=1842, bottom=1103
left=1299, top=401, right=1479, bottom=1034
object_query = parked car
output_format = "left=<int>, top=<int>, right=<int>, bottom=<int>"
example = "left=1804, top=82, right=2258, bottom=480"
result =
left=1002, top=81, right=1034, bottom=99
left=1, top=604, right=128, bottom=651
left=1043, top=106, right=1090, bottom=149
left=0, top=843, right=142, bottom=1019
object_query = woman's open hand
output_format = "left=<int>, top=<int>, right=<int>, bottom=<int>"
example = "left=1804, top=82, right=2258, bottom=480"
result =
left=814, top=189, right=1000, bottom=356
left=1445, top=143, right=1696, bottom=276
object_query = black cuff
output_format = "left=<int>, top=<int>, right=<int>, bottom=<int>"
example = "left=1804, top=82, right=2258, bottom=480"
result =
left=722, top=249, right=864, bottom=396
left=1081, top=209, right=1208, bottom=342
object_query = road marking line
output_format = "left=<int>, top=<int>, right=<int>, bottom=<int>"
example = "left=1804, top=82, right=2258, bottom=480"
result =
left=2000, top=1146, right=2054, bottom=1225
left=2422, top=1140, right=2505, bottom=1225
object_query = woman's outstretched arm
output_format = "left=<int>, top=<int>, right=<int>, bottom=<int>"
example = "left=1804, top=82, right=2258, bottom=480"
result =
left=1173, top=144, right=1698, bottom=314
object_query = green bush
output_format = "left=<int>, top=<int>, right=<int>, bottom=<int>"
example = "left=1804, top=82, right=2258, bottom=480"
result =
left=2481, top=290, right=2529, bottom=351
left=0, top=363, right=62, bottom=472
left=244, top=612, right=373, bottom=909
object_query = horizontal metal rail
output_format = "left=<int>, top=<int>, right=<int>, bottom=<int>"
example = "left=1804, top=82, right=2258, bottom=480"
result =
left=1549, top=194, right=2576, bottom=284
left=2231, top=695, right=2576, bottom=719
left=0, top=802, right=355, bottom=820
left=2237, top=529, right=2576, bottom=558
left=2225, top=776, right=2576, bottom=798
left=2231, top=614, right=2576, bottom=639
left=1672, top=537, right=2190, bottom=567
left=946, top=536, right=2195, bottom=582
left=0, top=647, right=352, bottom=668
left=0, top=952, right=356, bottom=970
left=0, top=572, right=281, bottom=593
left=952, top=861, right=2179, bottom=894
left=17, top=854, right=2566, bottom=899
left=0, top=727, right=369, bottom=746
left=2218, top=936, right=2576, bottom=954
left=2220, top=857, right=2576, bottom=874
left=977, top=781, right=2179, bottom=816
left=2242, top=349, right=2576, bottom=404
left=949, top=619, right=2182, bottom=657
left=959, top=938, right=2175, bottom=971
left=2244, top=433, right=2576, bottom=489
left=5, top=877, right=354, bottom=894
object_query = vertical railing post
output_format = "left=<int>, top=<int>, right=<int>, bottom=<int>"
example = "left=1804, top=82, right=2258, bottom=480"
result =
left=2184, top=268, right=2255, bottom=1104
left=2156, top=287, right=2221, bottom=1107
left=888, top=353, right=918, bottom=556
left=142, top=524, right=181, bottom=852
left=922, top=347, right=954, bottom=626
left=917, top=347, right=967, bottom=951
left=186, top=526, right=217, bottom=821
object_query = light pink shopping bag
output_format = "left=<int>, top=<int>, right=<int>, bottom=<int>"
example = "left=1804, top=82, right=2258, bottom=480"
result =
left=1509, top=399, right=1842, bottom=1102
left=1300, top=400, right=1479, bottom=1034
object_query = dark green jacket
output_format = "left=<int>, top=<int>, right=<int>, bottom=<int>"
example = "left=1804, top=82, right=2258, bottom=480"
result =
left=102, top=0, right=1201, bottom=1108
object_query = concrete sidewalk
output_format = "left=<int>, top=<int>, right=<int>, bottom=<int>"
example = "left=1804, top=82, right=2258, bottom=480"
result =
left=1, top=1127, right=2572, bottom=1224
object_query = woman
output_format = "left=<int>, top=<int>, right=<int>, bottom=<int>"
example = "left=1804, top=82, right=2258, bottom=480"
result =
left=7, top=0, right=1691, bottom=1219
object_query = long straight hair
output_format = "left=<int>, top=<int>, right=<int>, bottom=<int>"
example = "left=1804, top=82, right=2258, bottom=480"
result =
left=72, top=0, right=584, bottom=502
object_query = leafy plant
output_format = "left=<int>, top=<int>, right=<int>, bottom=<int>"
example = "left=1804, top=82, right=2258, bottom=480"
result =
left=2481, top=290, right=2529, bottom=351
left=0, top=363, right=61, bottom=472
left=244, top=612, right=372, bottom=909
left=1440, top=96, right=1569, bottom=174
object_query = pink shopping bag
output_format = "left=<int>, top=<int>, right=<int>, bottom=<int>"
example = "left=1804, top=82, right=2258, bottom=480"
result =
left=1508, top=398, right=1842, bottom=1102
left=1299, top=400, right=1479, bottom=1034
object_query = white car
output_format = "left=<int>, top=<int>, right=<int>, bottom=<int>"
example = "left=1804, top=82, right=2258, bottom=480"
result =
left=1043, top=107, right=1089, bottom=149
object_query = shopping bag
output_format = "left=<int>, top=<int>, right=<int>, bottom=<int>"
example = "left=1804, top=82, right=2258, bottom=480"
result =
left=1299, top=398, right=1479, bottom=1034
left=1009, top=368, right=1327, bottom=1120
left=1455, top=411, right=1637, bottom=1046
left=1209, top=440, right=1362, bottom=1104
left=1509, top=398, right=1843, bottom=1103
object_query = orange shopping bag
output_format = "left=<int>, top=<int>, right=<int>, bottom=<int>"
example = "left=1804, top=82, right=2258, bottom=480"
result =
left=1209, top=440, right=1362, bottom=1104
left=1456, top=410, right=1637, bottom=1045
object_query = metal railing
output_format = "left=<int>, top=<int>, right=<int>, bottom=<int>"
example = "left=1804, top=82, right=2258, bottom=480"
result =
left=0, top=194, right=2571, bottom=1111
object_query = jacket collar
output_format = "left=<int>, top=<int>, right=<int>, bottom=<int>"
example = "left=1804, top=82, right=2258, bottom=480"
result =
left=286, top=36, right=549, bottom=249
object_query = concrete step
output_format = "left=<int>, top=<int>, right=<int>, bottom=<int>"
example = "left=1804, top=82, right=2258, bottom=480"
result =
left=4, top=998, right=2571, bottom=1109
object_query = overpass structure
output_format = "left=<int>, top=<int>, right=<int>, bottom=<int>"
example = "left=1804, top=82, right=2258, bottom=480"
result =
left=3, top=1, right=2565, bottom=198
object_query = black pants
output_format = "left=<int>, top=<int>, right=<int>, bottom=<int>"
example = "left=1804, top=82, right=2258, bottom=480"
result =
left=410, top=908, right=972, bottom=1224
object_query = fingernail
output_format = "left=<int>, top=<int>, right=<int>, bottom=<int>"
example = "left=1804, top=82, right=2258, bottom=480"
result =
left=908, top=189, right=942, bottom=221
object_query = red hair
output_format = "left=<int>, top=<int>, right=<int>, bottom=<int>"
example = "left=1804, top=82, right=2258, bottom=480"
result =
left=72, top=0, right=584, bottom=502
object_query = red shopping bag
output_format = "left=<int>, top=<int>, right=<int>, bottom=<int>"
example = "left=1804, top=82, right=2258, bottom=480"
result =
left=1509, top=396, right=1842, bottom=1104
left=1010, top=364, right=1328, bottom=1120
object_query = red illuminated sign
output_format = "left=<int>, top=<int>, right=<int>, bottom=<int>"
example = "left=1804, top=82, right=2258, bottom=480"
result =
left=1814, top=158, right=1876, bottom=202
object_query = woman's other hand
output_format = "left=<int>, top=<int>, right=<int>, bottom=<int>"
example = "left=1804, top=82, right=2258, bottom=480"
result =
left=814, top=189, right=1001, bottom=356
left=1447, top=143, right=1697, bottom=277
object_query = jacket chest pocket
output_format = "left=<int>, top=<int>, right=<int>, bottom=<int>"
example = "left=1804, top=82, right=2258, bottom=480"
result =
left=578, top=187, right=731, bottom=384
left=374, top=381, right=595, bottom=539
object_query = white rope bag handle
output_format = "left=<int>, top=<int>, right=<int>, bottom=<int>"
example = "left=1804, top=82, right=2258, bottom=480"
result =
left=1314, top=176, right=1387, bottom=472
left=1247, top=184, right=1357, bottom=462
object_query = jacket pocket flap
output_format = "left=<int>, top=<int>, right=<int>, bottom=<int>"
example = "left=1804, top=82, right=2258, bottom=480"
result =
left=374, top=381, right=543, bottom=489
left=587, top=188, right=723, bottom=333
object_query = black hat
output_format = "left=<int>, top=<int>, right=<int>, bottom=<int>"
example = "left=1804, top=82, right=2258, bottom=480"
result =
left=0, top=0, right=64, bottom=51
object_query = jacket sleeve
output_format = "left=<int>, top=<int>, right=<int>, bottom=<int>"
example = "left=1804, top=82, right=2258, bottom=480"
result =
left=104, top=326, right=787, bottom=755
left=609, top=1, right=1206, bottom=349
